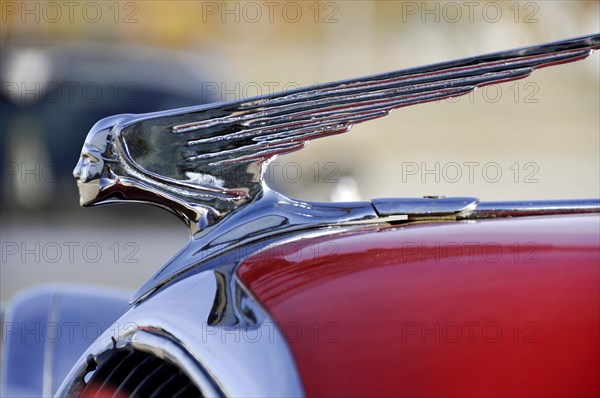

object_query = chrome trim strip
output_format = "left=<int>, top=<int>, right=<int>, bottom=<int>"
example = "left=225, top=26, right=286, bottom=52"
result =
left=372, top=196, right=479, bottom=217
left=462, top=199, right=600, bottom=219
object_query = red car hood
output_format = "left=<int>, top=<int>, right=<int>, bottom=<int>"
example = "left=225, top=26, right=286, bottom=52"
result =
left=237, top=214, right=600, bottom=397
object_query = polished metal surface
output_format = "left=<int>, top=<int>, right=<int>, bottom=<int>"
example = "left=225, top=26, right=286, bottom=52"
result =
left=55, top=264, right=305, bottom=398
left=131, top=189, right=379, bottom=303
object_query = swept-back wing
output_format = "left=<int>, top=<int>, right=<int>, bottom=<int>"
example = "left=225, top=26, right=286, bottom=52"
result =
left=120, top=34, right=599, bottom=194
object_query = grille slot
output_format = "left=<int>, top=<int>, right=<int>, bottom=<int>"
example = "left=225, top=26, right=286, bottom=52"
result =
left=79, top=348, right=204, bottom=398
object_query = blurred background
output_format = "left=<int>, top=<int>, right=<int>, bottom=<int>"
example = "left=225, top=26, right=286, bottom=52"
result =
left=1, top=0, right=599, bottom=302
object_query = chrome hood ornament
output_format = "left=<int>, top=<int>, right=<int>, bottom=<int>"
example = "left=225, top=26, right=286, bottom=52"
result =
left=74, top=34, right=600, bottom=302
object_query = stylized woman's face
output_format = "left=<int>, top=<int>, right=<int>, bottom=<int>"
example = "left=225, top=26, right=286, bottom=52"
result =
left=72, top=128, right=117, bottom=206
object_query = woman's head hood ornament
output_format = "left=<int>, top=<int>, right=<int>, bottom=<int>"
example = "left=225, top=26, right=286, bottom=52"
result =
left=74, top=34, right=600, bottom=231
left=73, top=33, right=600, bottom=303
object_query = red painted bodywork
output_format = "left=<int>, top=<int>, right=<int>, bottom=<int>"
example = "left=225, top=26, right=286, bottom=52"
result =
left=237, top=215, right=600, bottom=397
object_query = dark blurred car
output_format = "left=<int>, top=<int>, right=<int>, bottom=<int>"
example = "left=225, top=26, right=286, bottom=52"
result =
left=1, top=41, right=217, bottom=211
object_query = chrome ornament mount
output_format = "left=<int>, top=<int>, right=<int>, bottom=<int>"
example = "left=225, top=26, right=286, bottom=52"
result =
left=73, top=34, right=600, bottom=303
